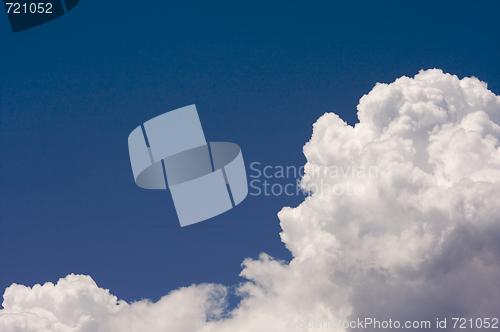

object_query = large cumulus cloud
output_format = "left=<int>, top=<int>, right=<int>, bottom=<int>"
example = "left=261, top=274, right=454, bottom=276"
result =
left=291, top=69, right=500, bottom=327
left=1, top=69, right=499, bottom=331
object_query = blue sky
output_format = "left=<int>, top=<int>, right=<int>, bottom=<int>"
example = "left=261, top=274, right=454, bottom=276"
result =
left=1, top=0, right=500, bottom=315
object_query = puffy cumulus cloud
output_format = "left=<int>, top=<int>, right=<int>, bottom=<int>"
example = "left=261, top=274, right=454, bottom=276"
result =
left=286, top=69, right=500, bottom=328
left=1, top=69, right=499, bottom=331
left=0, top=274, right=227, bottom=332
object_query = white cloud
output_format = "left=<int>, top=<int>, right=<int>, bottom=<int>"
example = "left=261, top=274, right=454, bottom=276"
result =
left=0, top=274, right=227, bottom=332
left=2, top=69, right=500, bottom=331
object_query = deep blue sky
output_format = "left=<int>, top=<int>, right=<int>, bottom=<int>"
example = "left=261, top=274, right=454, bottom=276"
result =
left=1, top=0, right=499, bottom=304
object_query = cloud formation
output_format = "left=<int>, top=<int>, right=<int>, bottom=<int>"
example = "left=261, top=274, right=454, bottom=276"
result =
left=0, top=274, right=227, bottom=332
left=2, top=69, right=500, bottom=331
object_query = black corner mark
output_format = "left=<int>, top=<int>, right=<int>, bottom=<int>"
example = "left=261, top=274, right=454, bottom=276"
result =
left=3, top=0, right=79, bottom=33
